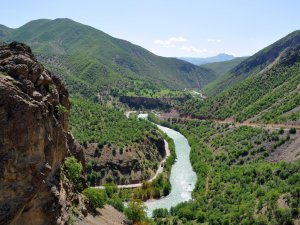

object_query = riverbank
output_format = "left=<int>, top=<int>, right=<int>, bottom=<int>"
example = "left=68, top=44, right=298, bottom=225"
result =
left=145, top=125, right=197, bottom=217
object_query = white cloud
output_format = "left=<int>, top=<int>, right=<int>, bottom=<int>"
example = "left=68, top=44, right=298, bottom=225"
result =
left=154, top=36, right=187, bottom=47
left=207, top=39, right=222, bottom=43
left=180, top=45, right=208, bottom=54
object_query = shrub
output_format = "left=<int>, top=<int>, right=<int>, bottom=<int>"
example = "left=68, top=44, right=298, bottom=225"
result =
left=153, top=208, right=169, bottom=218
left=196, top=210, right=206, bottom=223
left=56, top=104, right=68, bottom=116
left=83, top=188, right=107, bottom=209
left=274, top=208, right=293, bottom=225
left=108, top=196, right=124, bottom=212
left=289, top=128, right=297, bottom=134
left=64, top=156, right=82, bottom=189
left=124, top=199, right=146, bottom=223
left=104, top=183, right=118, bottom=198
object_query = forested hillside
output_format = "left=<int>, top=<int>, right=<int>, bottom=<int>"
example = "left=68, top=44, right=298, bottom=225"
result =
left=152, top=118, right=300, bottom=225
left=181, top=32, right=300, bottom=124
left=0, top=18, right=216, bottom=99
left=69, top=98, right=167, bottom=185
left=203, top=30, right=300, bottom=96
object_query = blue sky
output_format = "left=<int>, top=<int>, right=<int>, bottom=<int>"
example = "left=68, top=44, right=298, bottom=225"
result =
left=2, top=0, right=300, bottom=57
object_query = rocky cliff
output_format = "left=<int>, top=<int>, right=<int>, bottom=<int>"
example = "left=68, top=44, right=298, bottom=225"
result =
left=0, top=42, right=84, bottom=225
left=84, top=133, right=166, bottom=185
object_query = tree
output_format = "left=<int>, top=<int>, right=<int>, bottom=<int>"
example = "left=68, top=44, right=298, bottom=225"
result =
left=274, top=208, right=293, bottom=225
left=289, top=128, right=296, bottom=134
left=64, top=156, right=83, bottom=190
left=104, top=183, right=118, bottom=198
left=153, top=208, right=169, bottom=218
left=124, top=199, right=147, bottom=223
left=83, top=188, right=107, bottom=209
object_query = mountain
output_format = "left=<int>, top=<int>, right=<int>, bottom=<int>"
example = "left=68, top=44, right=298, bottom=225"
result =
left=200, top=57, right=248, bottom=78
left=179, top=53, right=235, bottom=65
left=181, top=30, right=300, bottom=124
left=204, top=30, right=300, bottom=96
left=0, top=18, right=216, bottom=99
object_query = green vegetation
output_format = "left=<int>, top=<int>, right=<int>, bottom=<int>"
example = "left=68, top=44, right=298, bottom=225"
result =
left=201, top=56, right=248, bottom=95
left=83, top=185, right=126, bottom=212
left=63, top=156, right=83, bottom=190
left=69, top=98, right=156, bottom=146
left=204, top=30, right=300, bottom=96
left=181, top=49, right=300, bottom=123
left=82, top=188, right=107, bottom=209
left=56, top=104, right=68, bottom=116
left=0, top=18, right=216, bottom=99
left=151, top=118, right=300, bottom=224
left=133, top=135, right=176, bottom=200
left=69, top=98, right=168, bottom=186
left=124, top=199, right=147, bottom=224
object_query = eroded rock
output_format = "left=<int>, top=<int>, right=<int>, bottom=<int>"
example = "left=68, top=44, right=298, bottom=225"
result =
left=0, top=42, right=83, bottom=225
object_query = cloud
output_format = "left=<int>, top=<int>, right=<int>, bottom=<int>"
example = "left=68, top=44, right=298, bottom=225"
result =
left=180, top=45, right=208, bottom=54
left=154, top=36, right=187, bottom=47
left=207, top=39, right=222, bottom=43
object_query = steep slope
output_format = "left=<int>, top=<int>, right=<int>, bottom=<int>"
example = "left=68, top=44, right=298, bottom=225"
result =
left=201, top=57, right=248, bottom=95
left=181, top=33, right=300, bottom=124
left=0, top=19, right=216, bottom=99
left=206, top=30, right=300, bottom=95
left=0, top=42, right=86, bottom=225
left=69, top=99, right=167, bottom=185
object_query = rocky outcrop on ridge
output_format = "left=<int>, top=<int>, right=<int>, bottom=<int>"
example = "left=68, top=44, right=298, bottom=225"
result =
left=0, top=42, right=84, bottom=225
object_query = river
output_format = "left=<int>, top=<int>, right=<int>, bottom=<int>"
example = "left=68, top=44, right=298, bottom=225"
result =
left=138, top=114, right=197, bottom=217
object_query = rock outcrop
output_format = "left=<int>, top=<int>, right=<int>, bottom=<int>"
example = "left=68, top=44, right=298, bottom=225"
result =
left=0, top=42, right=83, bottom=225
left=85, top=134, right=166, bottom=185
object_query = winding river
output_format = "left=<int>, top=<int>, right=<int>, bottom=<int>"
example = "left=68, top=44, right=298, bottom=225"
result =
left=138, top=114, right=197, bottom=217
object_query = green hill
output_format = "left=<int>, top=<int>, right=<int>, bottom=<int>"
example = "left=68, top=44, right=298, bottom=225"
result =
left=204, top=30, right=300, bottom=96
left=181, top=31, right=300, bottom=124
left=200, top=57, right=247, bottom=76
left=201, top=57, right=247, bottom=95
left=0, top=18, right=216, bottom=99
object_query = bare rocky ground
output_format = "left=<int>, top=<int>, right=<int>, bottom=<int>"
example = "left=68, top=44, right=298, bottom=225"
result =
left=77, top=205, right=127, bottom=225
left=267, top=133, right=300, bottom=162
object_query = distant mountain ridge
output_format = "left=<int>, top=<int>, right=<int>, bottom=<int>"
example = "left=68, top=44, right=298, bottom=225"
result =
left=204, top=30, right=300, bottom=96
left=0, top=18, right=216, bottom=99
left=179, top=53, right=236, bottom=65
left=200, top=57, right=248, bottom=79
left=181, top=30, right=300, bottom=124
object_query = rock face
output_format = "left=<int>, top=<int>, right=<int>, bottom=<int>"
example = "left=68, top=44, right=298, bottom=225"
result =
left=0, top=42, right=82, bottom=225
left=85, top=134, right=166, bottom=185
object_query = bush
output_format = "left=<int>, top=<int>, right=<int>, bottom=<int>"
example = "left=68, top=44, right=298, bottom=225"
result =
left=83, top=188, right=107, bottom=209
left=196, top=210, right=206, bottom=223
left=153, top=208, right=169, bottom=218
left=64, top=156, right=82, bottom=189
left=124, top=199, right=147, bottom=223
left=274, top=208, right=293, bottom=225
left=104, top=183, right=118, bottom=198
left=56, top=104, right=68, bottom=116
left=289, top=128, right=297, bottom=134
left=108, top=196, right=124, bottom=212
